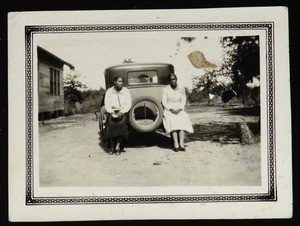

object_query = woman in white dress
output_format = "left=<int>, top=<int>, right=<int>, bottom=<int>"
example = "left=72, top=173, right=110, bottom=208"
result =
left=162, top=73, right=194, bottom=152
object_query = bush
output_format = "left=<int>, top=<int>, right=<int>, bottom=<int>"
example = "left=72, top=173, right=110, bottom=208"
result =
left=64, top=89, right=105, bottom=116
left=187, top=89, right=209, bottom=103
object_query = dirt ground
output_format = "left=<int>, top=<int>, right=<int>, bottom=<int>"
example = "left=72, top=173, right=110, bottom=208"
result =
left=39, top=105, right=261, bottom=187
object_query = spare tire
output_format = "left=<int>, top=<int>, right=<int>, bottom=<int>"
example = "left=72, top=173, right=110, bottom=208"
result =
left=129, top=96, right=164, bottom=133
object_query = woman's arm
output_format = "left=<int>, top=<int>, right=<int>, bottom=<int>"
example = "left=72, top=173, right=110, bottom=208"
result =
left=162, top=87, right=171, bottom=111
left=120, top=88, right=131, bottom=113
left=179, top=87, right=187, bottom=110
left=104, top=88, right=113, bottom=113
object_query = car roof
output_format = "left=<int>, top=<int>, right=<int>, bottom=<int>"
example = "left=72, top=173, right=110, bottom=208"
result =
left=103, top=63, right=174, bottom=89
left=105, top=63, right=173, bottom=71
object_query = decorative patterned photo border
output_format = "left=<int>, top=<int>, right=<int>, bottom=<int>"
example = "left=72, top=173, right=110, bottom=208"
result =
left=25, top=22, right=276, bottom=205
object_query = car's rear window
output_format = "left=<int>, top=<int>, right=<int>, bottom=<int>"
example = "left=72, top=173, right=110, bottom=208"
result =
left=128, top=70, right=158, bottom=85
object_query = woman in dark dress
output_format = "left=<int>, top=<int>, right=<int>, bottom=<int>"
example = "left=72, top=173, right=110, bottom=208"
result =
left=104, top=75, right=131, bottom=155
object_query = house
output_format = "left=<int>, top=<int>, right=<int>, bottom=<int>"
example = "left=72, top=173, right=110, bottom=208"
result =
left=38, top=46, right=75, bottom=120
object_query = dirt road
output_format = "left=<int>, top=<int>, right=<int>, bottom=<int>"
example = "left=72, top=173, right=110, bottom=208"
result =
left=39, top=106, right=261, bottom=187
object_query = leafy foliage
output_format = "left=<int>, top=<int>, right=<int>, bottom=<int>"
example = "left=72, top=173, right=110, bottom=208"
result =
left=190, top=36, right=260, bottom=104
left=63, top=71, right=107, bottom=115
left=221, top=36, right=260, bottom=95
left=79, top=88, right=106, bottom=114
left=187, top=88, right=209, bottom=103
left=64, top=72, right=86, bottom=104
left=64, top=72, right=88, bottom=115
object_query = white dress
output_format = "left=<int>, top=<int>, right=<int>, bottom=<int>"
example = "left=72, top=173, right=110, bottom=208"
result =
left=162, top=85, right=194, bottom=134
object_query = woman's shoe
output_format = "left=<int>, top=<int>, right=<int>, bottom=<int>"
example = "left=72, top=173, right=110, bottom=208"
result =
left=108, top=149, right=114, bottom=155
left=179, top=146, right=186, bottom=151
left=173, top=147, right=179, bottom=152
left=115, top=149, right=121, bottom=155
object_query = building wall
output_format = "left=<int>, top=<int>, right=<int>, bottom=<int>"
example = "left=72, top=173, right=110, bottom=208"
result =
left=38, top=59, right=64, bottom=113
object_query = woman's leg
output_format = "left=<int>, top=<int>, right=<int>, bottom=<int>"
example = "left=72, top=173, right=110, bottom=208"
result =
left=171, top=131, right=179, bottom=151
left=108, top=138, right=114, bottom=155
left=179, top=130, right=184, bottom=147
left=179, top=130, right=186, bottom=151
left=115, top=136, right=122, bottom=155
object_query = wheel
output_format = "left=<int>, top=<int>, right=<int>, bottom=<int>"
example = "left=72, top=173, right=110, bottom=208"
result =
left=129, top=96, right=164, bottom=133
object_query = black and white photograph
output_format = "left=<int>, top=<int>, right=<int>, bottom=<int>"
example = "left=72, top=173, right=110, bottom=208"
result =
left=7, top=7, right=292, bottom=221
left=37, top=33, right=261, bottom=187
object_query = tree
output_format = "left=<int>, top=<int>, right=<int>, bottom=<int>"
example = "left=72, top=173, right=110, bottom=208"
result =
left=190, top=68, right=233, bottom=105
left=64, top=71, right=87, bottom=115
left=80, top=88, right=106, bottom=113
left=191, top=35, right=260, bottom=105
left=220, top=36, right=260, bottom=96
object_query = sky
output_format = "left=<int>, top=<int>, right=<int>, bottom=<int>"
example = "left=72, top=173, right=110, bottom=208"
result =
left=35, top=31, right=225, bottom=90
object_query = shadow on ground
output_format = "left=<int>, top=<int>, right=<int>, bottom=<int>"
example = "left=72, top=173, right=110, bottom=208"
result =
left=125, top=130, right=173, bottom=148
left=185, top=122, right=240, bottom=143
left=98, top=129, right=173, bottom=153
left=223, top=106, right=260, bottom=116
left=98, top=121, right=260, bottom=151
left=98, top=106, right=261, bottom=150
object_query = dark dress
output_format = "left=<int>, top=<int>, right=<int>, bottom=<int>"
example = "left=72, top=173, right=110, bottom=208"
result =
left=104, top=113, right=128, bottom=141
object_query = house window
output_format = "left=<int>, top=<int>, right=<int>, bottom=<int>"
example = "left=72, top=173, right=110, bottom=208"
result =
left=50, top=68, right=60, bottom=95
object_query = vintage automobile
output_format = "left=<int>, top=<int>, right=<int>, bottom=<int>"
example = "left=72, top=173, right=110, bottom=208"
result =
left=99, top=63, right=174, bottom=134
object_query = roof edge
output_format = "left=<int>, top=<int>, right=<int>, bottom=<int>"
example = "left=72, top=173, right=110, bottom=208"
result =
left=37, top=46, right=75, bottom=70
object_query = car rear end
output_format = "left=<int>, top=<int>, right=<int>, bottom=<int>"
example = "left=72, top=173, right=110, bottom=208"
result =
left=104, top=63, right=174, bottom=133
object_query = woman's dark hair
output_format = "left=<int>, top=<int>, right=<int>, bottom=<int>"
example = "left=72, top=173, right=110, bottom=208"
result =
left=113, top=75, right=125, bottom=82
left=167, top=73, right=177, bottom=82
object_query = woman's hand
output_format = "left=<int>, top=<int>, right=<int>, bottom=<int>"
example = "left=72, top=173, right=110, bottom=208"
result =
left=117, top=111, right=124, bottom=117
left=169, top=108, right=177, bottom=114
left=175, top=109, right=182, bottom=114
left=170, top=108, right=182, bottom=114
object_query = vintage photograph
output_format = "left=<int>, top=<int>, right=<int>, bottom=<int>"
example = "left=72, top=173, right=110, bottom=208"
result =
left=8, top=7, right=292, bottom=221
left=37, top=33, right=261, bottom=187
